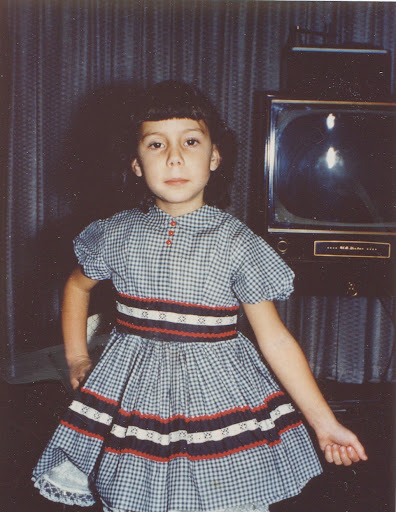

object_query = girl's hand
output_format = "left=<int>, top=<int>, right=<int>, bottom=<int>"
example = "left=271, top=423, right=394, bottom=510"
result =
left=315, top=420, right=368, bottom=466
left=68, top=356, right=92, bottom=390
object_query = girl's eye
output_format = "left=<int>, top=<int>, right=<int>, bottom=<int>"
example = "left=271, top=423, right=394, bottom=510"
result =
left=148, top=142, right=164, bottom=149
left=185, top=138, right=199, bottom=147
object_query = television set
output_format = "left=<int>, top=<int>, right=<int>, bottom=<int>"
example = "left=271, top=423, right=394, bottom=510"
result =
left=256, top=96, right=396, bottom=296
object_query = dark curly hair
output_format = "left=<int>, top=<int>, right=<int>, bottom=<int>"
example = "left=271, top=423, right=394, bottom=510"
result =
left=128, top=80, right=237, bottom=211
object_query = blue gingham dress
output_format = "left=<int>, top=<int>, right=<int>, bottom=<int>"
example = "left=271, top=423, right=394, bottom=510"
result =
left=32, top=205, right=322, bottom=512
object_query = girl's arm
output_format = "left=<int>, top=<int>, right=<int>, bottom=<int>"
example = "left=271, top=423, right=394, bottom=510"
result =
left=242, top=300, right=368, bottom=466
left=62, top=266, right=100, bottom=390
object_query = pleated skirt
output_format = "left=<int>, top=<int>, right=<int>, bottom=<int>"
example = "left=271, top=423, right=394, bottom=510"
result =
left=32, top=331, right=322, bottom=512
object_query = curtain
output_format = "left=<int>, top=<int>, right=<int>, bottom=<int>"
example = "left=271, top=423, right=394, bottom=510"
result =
left=2, top=0, right=395, bottom=382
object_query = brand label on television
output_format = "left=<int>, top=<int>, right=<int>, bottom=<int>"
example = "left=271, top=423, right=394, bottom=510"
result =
left=314, top=241, right=390, bottom=258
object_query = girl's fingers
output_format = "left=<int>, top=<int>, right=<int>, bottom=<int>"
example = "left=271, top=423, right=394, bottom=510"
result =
left=331, top=444, right=343, bottom=465
left=324, top=444, right=334, bottom=463
left=319, top=422, right=368, bottom=465
left=324, top=444, right=363, bottom=466
left=69, top=358, right=92, bottom=390
left=70, top=377, right=80, bottom=390
left=346, top=445, right=361, bottom=463
left=70, top=370, right=89, bottom=389
left=352, top=439, right=368, bottom=461
left=339, top=446, right=352, bottom=466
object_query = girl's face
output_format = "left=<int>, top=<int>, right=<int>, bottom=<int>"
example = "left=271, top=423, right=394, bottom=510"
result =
left=131, top=118, right=220, bottom=216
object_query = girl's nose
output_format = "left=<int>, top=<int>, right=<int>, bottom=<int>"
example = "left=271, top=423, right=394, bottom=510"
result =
left=167, top=146, right=183, bottom=166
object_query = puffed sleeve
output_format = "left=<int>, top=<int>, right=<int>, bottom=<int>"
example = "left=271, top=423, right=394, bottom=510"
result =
left=231, top=230, right=294, bottom=303
left=73, top=219, right=112, bottom=280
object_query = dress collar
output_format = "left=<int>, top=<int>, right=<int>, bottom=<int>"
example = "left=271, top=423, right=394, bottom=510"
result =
left=143, top=204, right=224, bottom=233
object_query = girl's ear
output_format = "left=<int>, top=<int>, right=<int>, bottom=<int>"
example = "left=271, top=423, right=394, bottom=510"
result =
left=210, top=145, right=221, bottom=172
left=131, top=158, right=143, bottom=177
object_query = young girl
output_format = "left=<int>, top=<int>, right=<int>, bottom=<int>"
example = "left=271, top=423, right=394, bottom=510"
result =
left=33, top=81, right=367, bottom=512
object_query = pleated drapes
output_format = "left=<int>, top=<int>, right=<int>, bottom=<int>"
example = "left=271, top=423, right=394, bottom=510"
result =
left=2, top=0, right=395, bottom=382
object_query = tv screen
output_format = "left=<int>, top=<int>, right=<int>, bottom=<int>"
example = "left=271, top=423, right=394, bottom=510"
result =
left=267, top=99, right=396, bottom=235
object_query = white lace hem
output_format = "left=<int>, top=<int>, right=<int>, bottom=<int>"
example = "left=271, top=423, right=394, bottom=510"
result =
left=33, top=474, right=96, bottom=506
left=33, top=460, right=95, bottom=507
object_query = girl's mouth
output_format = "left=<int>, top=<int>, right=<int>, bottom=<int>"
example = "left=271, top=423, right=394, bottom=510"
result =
left=165, top=179, right=189, bottom=185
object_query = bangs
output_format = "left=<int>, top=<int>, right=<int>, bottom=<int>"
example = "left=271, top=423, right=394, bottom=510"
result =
left=142, top=104, right=207, bottom=123
left=134, top=81, right=217, bottom=131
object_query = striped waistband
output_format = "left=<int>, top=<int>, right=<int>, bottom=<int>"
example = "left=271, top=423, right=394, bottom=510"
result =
left=115, top=293, right=239, bottom=342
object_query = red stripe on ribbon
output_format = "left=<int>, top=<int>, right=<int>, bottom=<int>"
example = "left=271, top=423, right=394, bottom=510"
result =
left=104, top=438, right=270, bottom=462
left=118, top=391, right=285, bottom=421
left=117, top=318, right=237, bottom=339
left=80, top=387, right=119, bottom=406
left=278, top=420, right=303, bottom=435
left=61, top=420, right=105, bottom=441
left=118, top=292, right=239, bottom=311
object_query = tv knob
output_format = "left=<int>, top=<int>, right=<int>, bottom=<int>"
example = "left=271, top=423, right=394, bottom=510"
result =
left=277, top=239, right=288, bottom=254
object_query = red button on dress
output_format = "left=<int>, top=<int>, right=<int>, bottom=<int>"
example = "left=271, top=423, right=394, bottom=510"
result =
left=170, top=221, right=177, bottom=227
left=166, top=239, right=172, bottom=246
left=168, top=230, right=175, bottom=236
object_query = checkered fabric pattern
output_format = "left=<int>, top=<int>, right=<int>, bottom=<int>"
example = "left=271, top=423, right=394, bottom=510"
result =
left=32, top=205, right=322, bottom=512
left=72, top=205, right=294, bottom=305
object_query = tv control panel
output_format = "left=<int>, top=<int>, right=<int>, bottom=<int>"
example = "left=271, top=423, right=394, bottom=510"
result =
left=314, top=240, right=391, bottom=259
left=266, top=233, right=395, bottom=296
